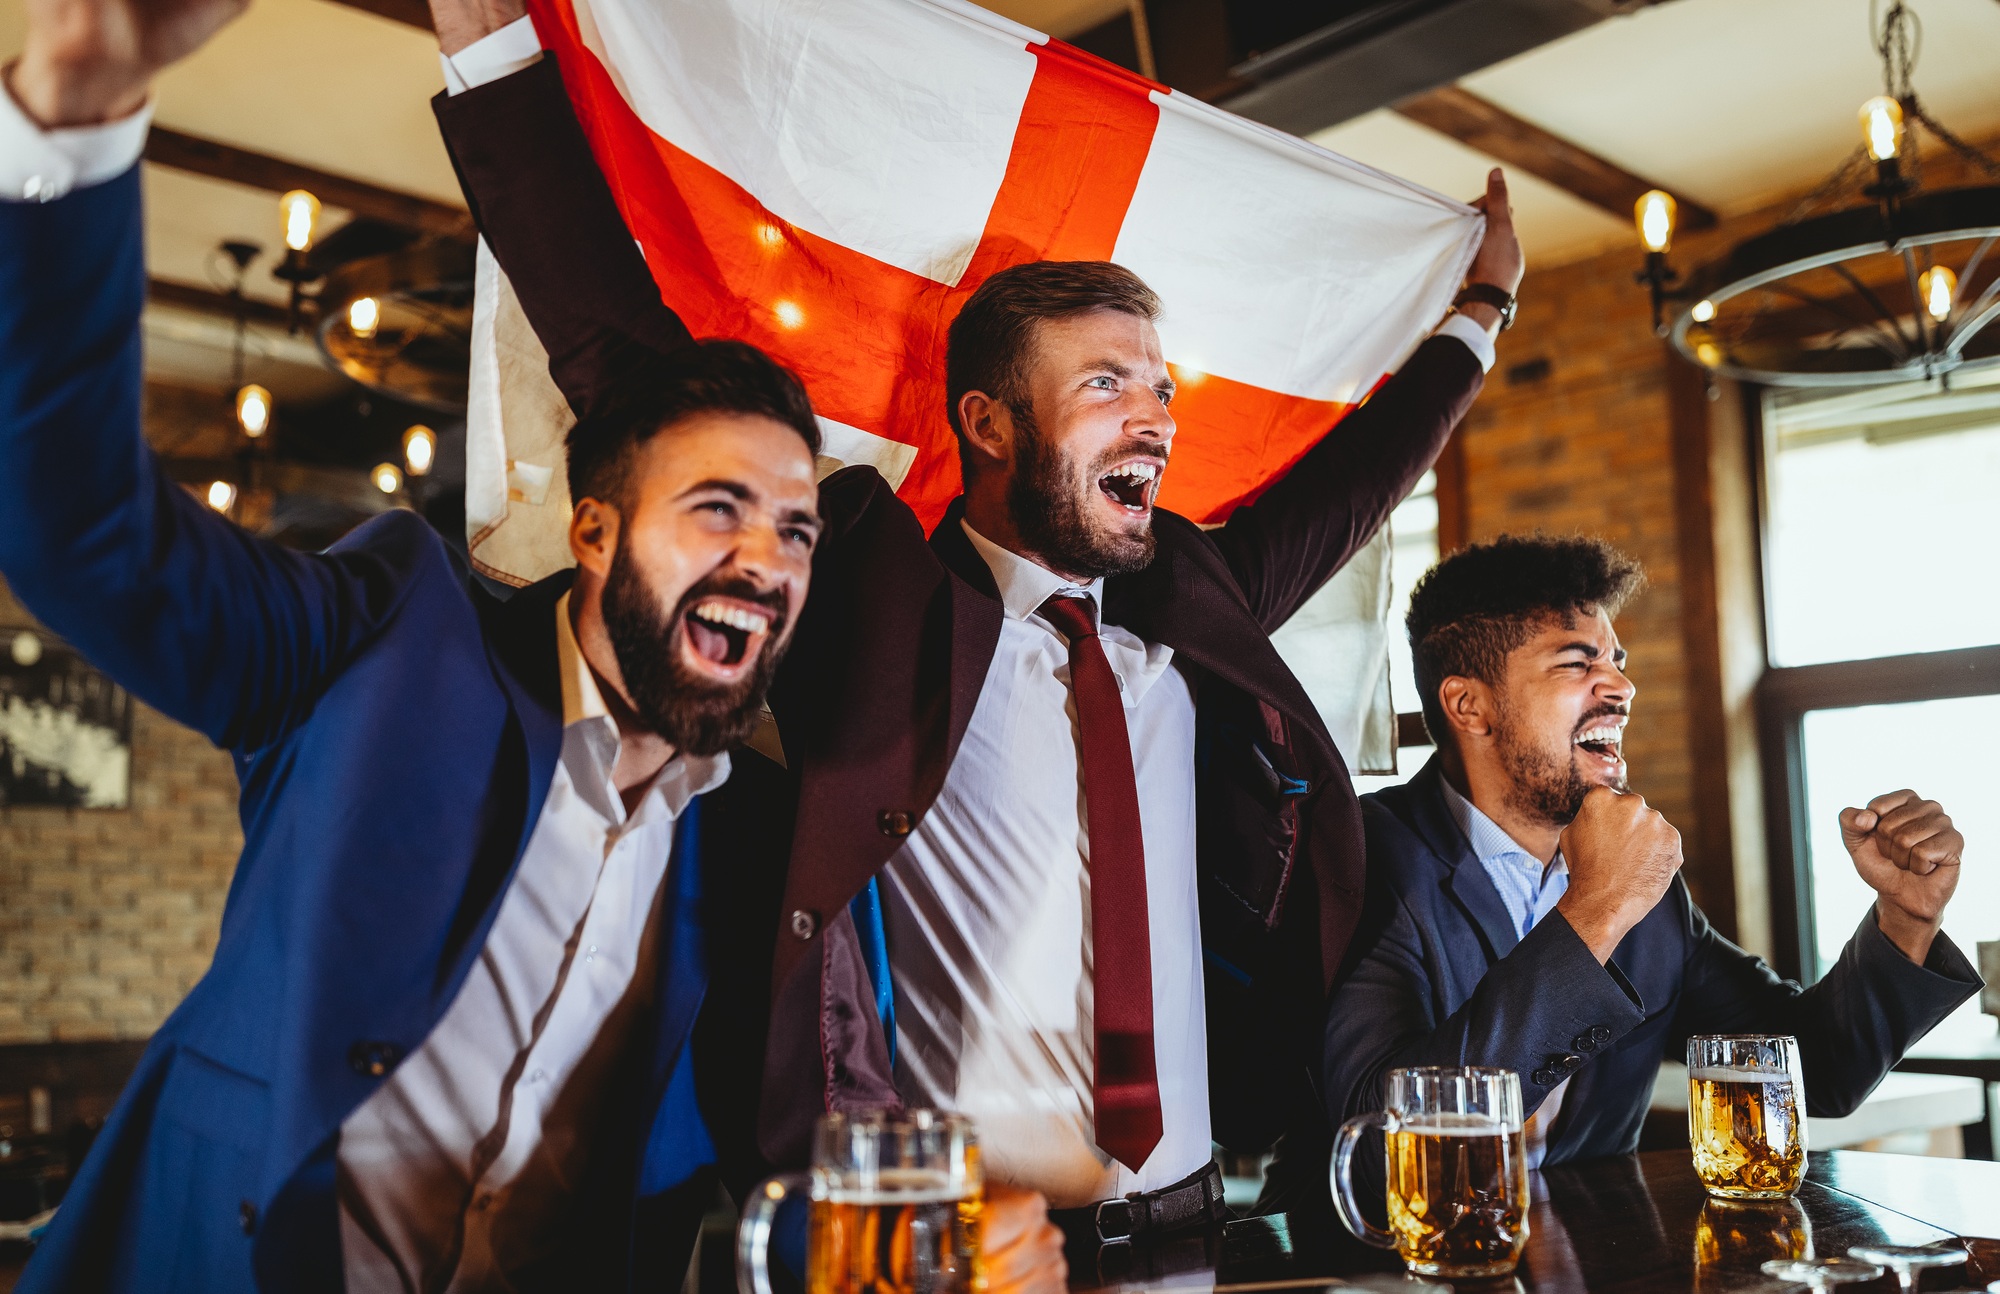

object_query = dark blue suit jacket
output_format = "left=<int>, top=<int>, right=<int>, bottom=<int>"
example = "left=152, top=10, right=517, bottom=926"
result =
left=1321, top=758, right=1979, bottom=1169
left=2, top=169, right=718, bottom=1291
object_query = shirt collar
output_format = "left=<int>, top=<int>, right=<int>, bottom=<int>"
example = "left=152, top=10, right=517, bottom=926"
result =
left=1439, top=774, right=1563, bottom=874
left=961, top=520, right=1103, bottom=626
left=555, top=590, right=610, bottom=730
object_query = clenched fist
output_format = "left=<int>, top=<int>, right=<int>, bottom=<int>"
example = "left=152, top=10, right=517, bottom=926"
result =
left=8, top=0, right=247, bottom=128
left=1841, top=789, right=1963, bottom=964
left=1555, top=787, right=1683, bottom=963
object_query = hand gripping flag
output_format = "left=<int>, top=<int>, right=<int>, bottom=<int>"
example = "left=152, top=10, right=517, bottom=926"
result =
left=464, top=0, right=1482, bottom=770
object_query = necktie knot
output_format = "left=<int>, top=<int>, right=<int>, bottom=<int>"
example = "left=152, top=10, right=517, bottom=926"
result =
left=1038, top=592, right=1099, bottom=641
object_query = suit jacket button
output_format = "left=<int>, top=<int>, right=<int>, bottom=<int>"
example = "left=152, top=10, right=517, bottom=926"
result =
left=1573, top=1034, right=1598, bottom=1053
left=1530, top=1068, right=1555, bottom=1086
left=239, top=1200, right=258, bottom=1234
left=877, top=810, right=914, bottom=837
left=790, top=909, right=819, bottom=940
left=1560, top=1053, right=1585, bottom=1072
left=1590, top=1025, right=1612, bottom=1044
left=348, top=1040, right=403, bottom=1078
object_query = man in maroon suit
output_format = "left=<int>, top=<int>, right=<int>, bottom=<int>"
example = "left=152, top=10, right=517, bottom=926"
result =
left=425, top=0, right=1519, bottom=1263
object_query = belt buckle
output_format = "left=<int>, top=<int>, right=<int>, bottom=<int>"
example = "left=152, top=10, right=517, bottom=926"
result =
left=1094, top=1196, right=1138, bottom=1244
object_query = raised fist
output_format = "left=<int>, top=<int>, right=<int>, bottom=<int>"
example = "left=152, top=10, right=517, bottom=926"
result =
left=1840, top=790, right=1962, bottom=961
left=9, top=0, right=248, bottom=127
left=1556, top=786, right=1683, bottom=963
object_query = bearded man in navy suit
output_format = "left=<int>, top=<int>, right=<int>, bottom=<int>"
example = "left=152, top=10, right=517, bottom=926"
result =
left=0, top=0, right=1076, bottom=1287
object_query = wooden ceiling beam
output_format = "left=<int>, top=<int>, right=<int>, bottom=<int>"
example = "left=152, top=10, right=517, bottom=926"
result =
left=144, top=127, right=470, bottom=240
left=1394, top=85, right=1717, bottom=232
left=148, top=277, right=296, bottom=329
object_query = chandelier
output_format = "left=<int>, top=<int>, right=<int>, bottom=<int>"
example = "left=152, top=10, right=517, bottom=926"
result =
left=1634, top=0, right=2000, bottom=388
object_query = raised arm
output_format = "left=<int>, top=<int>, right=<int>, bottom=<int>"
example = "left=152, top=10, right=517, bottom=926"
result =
left=0, top=0, right=427, bottom=751
left=428, top=0, right=694, bottom=415
left=1672, top=789, right=1978, bottom=1117
left=1211, top=171, right=1521, bottom=632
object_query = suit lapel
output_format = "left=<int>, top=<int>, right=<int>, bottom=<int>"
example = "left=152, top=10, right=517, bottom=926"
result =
left=1405, top=759, right=1521, bottom=960
left=479, top=572, right=571, bottom=859
left=927, top=501, right=1005, bottom=777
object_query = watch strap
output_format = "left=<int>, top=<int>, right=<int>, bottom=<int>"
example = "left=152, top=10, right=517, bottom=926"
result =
left=1454, top=283, right=1517, bottom=330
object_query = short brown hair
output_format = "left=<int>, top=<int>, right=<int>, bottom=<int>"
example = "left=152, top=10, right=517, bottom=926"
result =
left=944, top=261, right=1161, bottom=466
left=567, top=341, right=821, bottom=510
left=1407, top=534, right=1646, bottom=753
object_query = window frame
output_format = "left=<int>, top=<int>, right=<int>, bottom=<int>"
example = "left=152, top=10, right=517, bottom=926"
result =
left=1752, top=389, right=2000, bottom=980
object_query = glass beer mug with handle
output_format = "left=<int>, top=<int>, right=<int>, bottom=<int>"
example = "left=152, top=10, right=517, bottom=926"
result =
left=1687, top=1035, right=1807, bottom=1199
left=739, top=1109, right=985, bottom=1294
left=1330, top=1067, right=1531, bottom=1279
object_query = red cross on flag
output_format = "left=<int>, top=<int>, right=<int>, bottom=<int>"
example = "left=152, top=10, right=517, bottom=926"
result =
left=463, top=0, right=1482, bottom=767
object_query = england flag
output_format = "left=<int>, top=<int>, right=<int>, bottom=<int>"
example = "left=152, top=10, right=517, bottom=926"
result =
left=465, top=0, right=1482, bottom=770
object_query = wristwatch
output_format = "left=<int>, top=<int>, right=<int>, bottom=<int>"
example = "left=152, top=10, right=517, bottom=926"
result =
left=1454, top=283, right=1517, bottom=331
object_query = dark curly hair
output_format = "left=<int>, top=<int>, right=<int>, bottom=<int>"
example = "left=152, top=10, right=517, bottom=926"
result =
left=566, top=341, right=821, bottom=510
left=1407, top=534, right=1646, bottom=753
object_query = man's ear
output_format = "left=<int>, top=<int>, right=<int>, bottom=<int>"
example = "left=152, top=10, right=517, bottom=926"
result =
left=955, top=390, right=1012, bottom=470
left=569, top=496, right=621, bottom=578
left=1439, top=676, right=1497, bottom=747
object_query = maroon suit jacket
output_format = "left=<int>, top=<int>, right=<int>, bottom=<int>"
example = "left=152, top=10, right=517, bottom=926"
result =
left=433, top=58, right=1485, bottom=1195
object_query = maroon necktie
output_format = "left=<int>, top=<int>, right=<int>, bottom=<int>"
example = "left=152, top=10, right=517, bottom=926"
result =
left=1039, top=593, right=1163, bottom=1173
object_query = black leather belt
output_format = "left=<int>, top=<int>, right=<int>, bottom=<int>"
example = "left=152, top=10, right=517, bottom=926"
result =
left=1049, top=1161, right=1230, bottom=1247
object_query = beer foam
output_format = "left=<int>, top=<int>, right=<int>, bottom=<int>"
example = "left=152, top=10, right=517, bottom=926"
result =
left=1397, top=1113, right=1520, bottom=1135
left=1689, top=1067, right=1793, bottom=1083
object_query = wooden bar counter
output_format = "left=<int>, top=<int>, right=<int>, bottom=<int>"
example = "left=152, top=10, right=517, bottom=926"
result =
left=1070, top=1151, right=2000, bottom=1293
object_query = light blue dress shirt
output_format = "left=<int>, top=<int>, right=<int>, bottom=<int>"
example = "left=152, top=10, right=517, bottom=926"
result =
left=1439, top=776, right=1570, bottom=941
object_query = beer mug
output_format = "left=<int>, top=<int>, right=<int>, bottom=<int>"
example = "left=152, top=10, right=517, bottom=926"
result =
left=1330, top=1066, right=1530, bottom=1279
left=738, top=1109, right=985, bottom=1294
left=1687, top=1035, right=1807, bottom=1199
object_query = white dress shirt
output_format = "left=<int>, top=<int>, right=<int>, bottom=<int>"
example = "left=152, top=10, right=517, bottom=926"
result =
left=1439, top=775, right=1571, bottom=1167
left=0, top=74, right=152, bottom=202
left=878, top=522, right=1209, bottom=1208
left=337, top=595, right=726, bottom=1292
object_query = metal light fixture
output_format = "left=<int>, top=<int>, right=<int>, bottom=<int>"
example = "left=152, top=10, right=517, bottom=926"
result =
left=1634, top=189, right=1680, bottom=333
left=402, top=424, right=436, bottom=477
left=1636, top=1, right=2000, bottom=387
left=273, top=189, right=323, bottom=328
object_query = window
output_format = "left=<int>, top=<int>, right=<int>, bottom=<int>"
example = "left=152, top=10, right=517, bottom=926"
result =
left=1353, top=469, right=1441, bottom=795
left=1759, top=373, right=2000, bottom=1041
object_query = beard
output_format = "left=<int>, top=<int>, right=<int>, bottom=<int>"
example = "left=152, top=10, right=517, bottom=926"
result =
left=1006, top=404, right=1158, bottom=580
left=1493, top=698, right=1627, bottom=828
left=599, top=542, right=789, bottom=757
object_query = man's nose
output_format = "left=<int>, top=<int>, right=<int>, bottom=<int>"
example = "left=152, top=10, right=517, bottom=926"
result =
left=1126, top=388, right=1175, bottom=441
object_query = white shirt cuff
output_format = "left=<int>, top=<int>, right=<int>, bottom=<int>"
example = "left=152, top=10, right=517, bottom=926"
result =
left=0, top=80, right=152, bottom=203
left=1433, top=311, right=1497, bottom=374
left=440, top=16, right=544, bottom=95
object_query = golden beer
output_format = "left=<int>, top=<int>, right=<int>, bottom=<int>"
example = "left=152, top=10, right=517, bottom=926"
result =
left=1688, top=1067, right=1806, bottom=1199
left=807, top=1169, right=985, bottom=1294
left=1693, top=1199, right=1810, bottom=1292
left=1384, top=1115, right=1530, bottom=1278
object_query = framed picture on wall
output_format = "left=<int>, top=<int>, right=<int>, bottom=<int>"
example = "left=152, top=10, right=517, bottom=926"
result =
left=0, top=627, right=133, bottom=809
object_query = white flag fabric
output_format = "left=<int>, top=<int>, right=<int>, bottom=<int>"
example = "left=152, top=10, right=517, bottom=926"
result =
left=467, top=0, right=1481, bottom=770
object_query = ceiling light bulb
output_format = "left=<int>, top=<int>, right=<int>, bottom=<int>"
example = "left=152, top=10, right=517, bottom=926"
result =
left=1859, top=96, right=1904, bottom=162
left=206, top=480, right=238, bottom=513
left=1694, top=340, right=1722, bottom=368
left=773, top=299, right=805, bottom=329
left=349, top=296, right=380, bottom=339
left=235, top=383, right=272, bottom=438
left=1918, top=266, right=1956, bottom=321
left=1691, top=299, right=1716, bottom=323
left=403, top=424, right=436, bottom=477
left=280, top=189, right=321, bottom=253
left=372, top=462, right=404, bottom=495
left=1634, top=190, right=1677, bottom=255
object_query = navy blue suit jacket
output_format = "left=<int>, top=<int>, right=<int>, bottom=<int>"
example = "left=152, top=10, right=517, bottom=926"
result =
left=1323, top=758, right=1979, bottom=1168
left=2, top=170, right=718, bottom=1291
